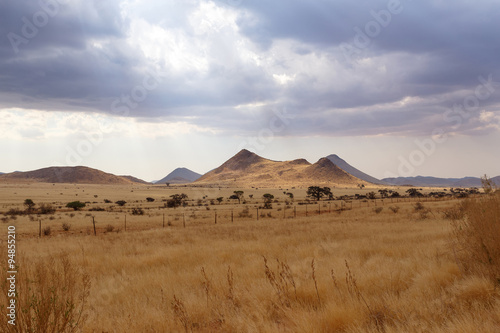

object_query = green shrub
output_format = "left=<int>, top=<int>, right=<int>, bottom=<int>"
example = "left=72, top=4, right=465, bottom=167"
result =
left=66, top=201, right=86, bottom=211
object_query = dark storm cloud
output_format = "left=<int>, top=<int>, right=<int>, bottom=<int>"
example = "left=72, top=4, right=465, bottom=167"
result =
left=1, top=0, right=500, bottom=137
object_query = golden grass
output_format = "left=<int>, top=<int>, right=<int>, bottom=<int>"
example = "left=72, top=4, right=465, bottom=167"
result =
left=0, top=184, right=498, bottom=332
left=451, top=193, right=500, bottom=284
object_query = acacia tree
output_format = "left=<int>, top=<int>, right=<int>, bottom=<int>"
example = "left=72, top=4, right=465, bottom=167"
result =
left=24, top=199, right=35, bottom=213
left=262, top=193, right=274, bottom=209
left=167, top=193, right=188, bottom=208
left=307, top=186, right=332, bottom=201
left=229, top=191, right=244, bottom=204
left=378, top=189, right=389, bottom=198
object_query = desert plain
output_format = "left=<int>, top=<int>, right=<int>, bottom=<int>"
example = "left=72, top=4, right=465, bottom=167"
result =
left=0, top=180, right=499, bottom=333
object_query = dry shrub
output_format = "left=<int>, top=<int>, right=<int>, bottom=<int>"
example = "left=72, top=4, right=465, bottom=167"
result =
left=389, top=206, right=400, bottom=213
left=414, top=202, right=425, bottom=211
left=38, top=203, right=56, bottom=214
left=373, top=207, right=383, bottom=214
left=443, top=203, right=466, bottom=220
left=131, top=207, right=144, bottom=215
left=0, top=255, right=90, bottom=332
left=451, top=193, right=500, bottom=284
left=238, top=207, right=252, bottom=218
left=42, top=226, right=51, bottom=236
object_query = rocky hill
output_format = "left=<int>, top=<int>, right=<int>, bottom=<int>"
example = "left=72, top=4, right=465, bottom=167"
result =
left=195, top=149, right=367, bottom=187
left=0, top=166, right=148, bottom=185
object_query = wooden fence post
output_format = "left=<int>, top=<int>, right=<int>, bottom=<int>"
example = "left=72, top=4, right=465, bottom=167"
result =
left=92, top=216, right=96, bottom=236
left=39, top=219, right=41, bottom=238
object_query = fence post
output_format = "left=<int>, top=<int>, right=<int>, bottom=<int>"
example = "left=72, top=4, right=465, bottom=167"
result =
left=257, top=208, right=259, bottom=220
left=183, top=214, right=185, bottom=228
left=294, top=206, right=296, bottom=218
left=92, top=216, right=96, bottom=236
left=215, top=212, right=217, bottom=224
left=318, top=203, right=321, bottom=215
left=162, top=214, right=165, bottom=228
left=231, top=209, right=234, bottom=223
left=39, top=219, right=41, bottom=238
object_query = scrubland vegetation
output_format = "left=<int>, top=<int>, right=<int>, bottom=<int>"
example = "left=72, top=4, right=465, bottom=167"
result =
left=0, top=184, right=499, bottom=332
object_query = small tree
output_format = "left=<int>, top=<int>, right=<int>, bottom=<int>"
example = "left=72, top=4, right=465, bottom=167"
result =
left=115, top=200, right=127, bottom=207
left=24, top=199, right=35, bottom=213
left=367, top=192, right=377, bottom=200
left=307, top=186, right=331, bottom=201
left=66, top=201, right=86, bottom=211
left=229, top=191, right=244, bottom=204
left=216, top=197, right=223, bottom=205
left=168, top=194, right=188, bottom=208
left=406, top=188, right=423, bottom=197
left=378, top=189, right=389, bottom=198
left=263, top=193, right=274, bottom=209
left=146, top=197, right=155, bottom=202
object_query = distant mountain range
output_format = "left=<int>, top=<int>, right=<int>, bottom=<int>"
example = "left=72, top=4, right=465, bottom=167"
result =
left=0, top=166, right=150, bottom=185
left=326, top=154, right=387, bottom=185
left=155, top=167, right=202, bottom=184
left=381, top=175, right=500, bottom=188
left=194, top=149, right=367, bottom=187
left=1, top=154, right=498, bottom=188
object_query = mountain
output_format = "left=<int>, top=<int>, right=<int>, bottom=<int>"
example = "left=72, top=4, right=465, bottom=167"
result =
left=381, top=175, right=500, bottom=188
left=194, top=149, right=367, bottom=187
left=0, top=166, right=148, bottom=185
left=326, top=154, right=387, bottom=185
left=155, top=167, right=202, bottom=184
left=121, top=175, right=151, bottom=185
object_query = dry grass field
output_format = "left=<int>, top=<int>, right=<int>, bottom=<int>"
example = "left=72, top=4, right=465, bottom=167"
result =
left=0, top=183, right=499, bottom=332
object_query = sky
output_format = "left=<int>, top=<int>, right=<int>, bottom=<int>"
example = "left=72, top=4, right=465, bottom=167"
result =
left=1, top=0, right=500, bottom=182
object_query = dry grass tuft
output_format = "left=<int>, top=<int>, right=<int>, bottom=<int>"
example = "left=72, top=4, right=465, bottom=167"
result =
left=451, top=193, right=500, bottom=284
left=0, top=255, right=90, bottom=333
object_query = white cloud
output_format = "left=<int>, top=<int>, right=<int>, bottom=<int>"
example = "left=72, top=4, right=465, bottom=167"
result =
left=0, top=109, right=216, bottom=141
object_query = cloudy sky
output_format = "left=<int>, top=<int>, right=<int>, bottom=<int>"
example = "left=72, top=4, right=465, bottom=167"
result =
left=1, top=0, right=500, bottom=181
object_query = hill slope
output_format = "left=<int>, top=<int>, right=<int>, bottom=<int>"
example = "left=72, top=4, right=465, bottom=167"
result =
left=155, top=167, right=202, bottom=184
left=121, top=175, right=151, bottom=185
left=0, top=166, right=148, bottom=185
left=195, top=149, right=367, bottom=187
left=326, top=154, right=386, bottom=184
